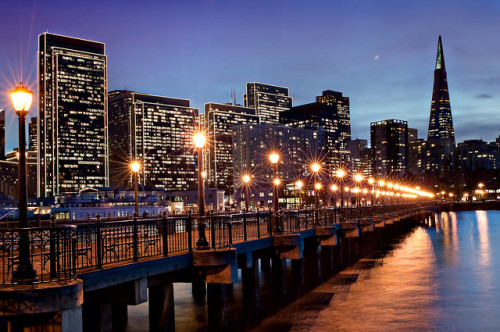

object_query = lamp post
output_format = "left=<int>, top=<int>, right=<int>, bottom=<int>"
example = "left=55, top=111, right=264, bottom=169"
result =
left=269, top=153, right=280, bottom=213
left=378, top=180, right=385, bottom=205
left=193, top=132, right=208, bottom=248
left=296, top=180, right=303, bottom=209
left=368, top=177, right=375, bottom=205
left=354, top=173, right=363, bottom=206
left=336, top=169, right=345, bottom=207
left=131, top=161, right=140, bottom=217
left=10, top=82, right=37, bottom=283
left=330, top=184, right=338, bottom=207
left=242, top=174, right=251, bottom=212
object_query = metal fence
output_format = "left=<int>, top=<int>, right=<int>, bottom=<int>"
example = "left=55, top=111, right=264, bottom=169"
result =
left=0, top=204, right=425, bottom=285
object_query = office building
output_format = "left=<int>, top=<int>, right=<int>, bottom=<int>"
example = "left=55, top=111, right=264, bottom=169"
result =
left=427, top=35, right=455, bottom=172
left=38, top=33, right=108, bottom=197
left=232, top=123, right=324, bottom=183
left=204, top=102, right=260, bottom=193
left=370, top=119, right=408, bottom=176
left=350, top=138, right=371, bottom=175
left=29, top=117, right=37, bottom=152
left=244, top=82, right=292, bottom=124
left=316, top=90, right=351, bottom=164
left=281, top=91, right=351, bottom=169
left=455, top=140, right=499, bottom=171
left=108, top=91, right=199, bottom=191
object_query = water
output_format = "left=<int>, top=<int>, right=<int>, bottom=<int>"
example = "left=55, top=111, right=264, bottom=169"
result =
left=253, top=210, right=500, bottom=331
left=127, top=210, right=500, bottom=331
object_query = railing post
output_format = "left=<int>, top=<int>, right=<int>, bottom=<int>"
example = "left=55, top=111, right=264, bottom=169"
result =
left=187, top=212, right=193, bottom=252
left=71, top=233, right=77, bottom=278
left=133, top=212, right=139, bottom=262
left=296, top=211, right=300, bottom=231
left=211, top=216, right=216, bottom=249
left=96, top=213, right=102, bottom=269
left=243, top=212, right=247, bottom=241
left=162, top=212, right=168, bottom=257
left=256, top=209, right=261, bottom=238
left=49, top=227, right=57, bottom=279
left=305, top=210, right=308, bottom=229
left=228, top=216, right=233, bottom=245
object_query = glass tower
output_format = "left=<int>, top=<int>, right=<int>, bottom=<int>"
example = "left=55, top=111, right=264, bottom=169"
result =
left=427, top=35, right=455, bottom=172
left=108, top=91, right=199, bottom=191
left=38, top=33, right=108, bottom=197
left=244, top=82, right=292, bottom=124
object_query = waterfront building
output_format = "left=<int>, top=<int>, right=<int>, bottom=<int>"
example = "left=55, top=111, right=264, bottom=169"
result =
left=204, top=102, right=260, bottom=194
left=281, top=91, right=351, bottom=169
left=408, top=128, right=418, bottom=144
left=244, top=82, right=292, bottom=124
left=408, top=139, right=429, bottom=175
left=232, top=123, right=325, bottom=185
left=108, top=90, right=199, bottom=191
left=38, top=33, right=108, bottom=197
left=370, top=119, right=408, bottom=176
left=427, top=35, right=456, bottom=173
left=316, top=90, right=351, bottom=164
left=28, top=116, right=37, bottom=152
left=0, top=150, right=37, bottom=197
left=455, top=140, right=499, bottom=171
left=350, top=138, right=371, bottom=175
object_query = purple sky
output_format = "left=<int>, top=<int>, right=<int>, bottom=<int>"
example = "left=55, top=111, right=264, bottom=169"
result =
left=1, top=0, right=499, bottom=151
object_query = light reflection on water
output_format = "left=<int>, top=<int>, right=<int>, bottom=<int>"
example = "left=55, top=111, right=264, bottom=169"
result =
left=127, top=211, right=500, bottom=331
left=254, top=210, right=500, bottom=331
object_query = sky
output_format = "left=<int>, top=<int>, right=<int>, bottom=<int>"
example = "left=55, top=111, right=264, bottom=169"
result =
left=1, top=0, right=499, bottom=151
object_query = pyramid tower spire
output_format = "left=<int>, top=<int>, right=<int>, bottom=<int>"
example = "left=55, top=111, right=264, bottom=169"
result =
left=435, top=35, right=445, bottom=70
left=427, top=35, right=455, bottom=172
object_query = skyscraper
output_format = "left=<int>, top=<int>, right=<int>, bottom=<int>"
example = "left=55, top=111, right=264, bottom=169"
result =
left=38, top=33, right=108, bottom=197
left=108, top=91, right=199, bottom=191
left=244, top=82, right=292, bottom=124
left=232, top=123, right=325, bottom=183
left=280, top=90, right=351, bottom=169
left=370, top=119, right=408, bottom=177
left=204, top=103, right=260, bottom=193
left=427, top=35, right=455, bottom=172
left=316, top=90, right=351, bottom=164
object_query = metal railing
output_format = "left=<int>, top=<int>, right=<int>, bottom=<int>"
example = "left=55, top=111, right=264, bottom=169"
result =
left=0, top=204, right=426, bottom=285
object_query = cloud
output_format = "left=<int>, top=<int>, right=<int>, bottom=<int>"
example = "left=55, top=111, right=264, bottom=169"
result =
left=475, top=93, right=492, bottom=99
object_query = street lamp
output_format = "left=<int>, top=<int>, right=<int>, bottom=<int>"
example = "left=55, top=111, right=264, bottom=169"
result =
left=368, top=177, right=375, bottom=205
left=269, top=152, right=280, bottom=213
left=354, top=173, right=363, bottom=206
left=131, top=161, right=141, bottom=217
left=242, top=174, right=251, bottom=212
left=336, top=169, right=346, bottom=207
left=296, top=180, right=303, bottom=209
left=193, top=132, right=208, bottom=248
left=314, top=182, right=322, bottom=225
left=330, top=184, right=338, bottom=207
left=10, top=82, right=37, bottom=283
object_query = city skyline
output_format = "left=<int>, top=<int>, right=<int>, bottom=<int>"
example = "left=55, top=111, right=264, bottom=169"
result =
left=1, top=0, right=500, bottom=152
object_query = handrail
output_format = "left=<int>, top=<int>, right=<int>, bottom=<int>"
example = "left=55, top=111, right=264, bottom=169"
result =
left=0, top=203, right=427, bottom=285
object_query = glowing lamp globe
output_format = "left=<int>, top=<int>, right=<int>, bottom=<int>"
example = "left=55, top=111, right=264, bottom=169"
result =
left=273, top=178, right=281, bottom=186
left=131, top=161, right=141, bottom=173
left=331, top=184, right=338, bottom=192
left=311, top=163, right=320, bottom=173
left=368, top=178, right=375, bottom=185
left=354, top=174, right=363, bottom=182
left=10, top=82, right=33, bottom=114
left=269, top=153, right=279, bottom=164
left=336, top=169, right=345, bottom=178
left=243, top=174, right=251, bottom=183
left=315, top=183, right=322, bottom=190
left=296, top=180, right=303, bottom=189
left=193, top=132, right=206, bottom=148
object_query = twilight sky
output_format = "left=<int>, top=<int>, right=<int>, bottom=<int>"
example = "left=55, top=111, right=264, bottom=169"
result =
left=1, top=0, right=499, bottom=151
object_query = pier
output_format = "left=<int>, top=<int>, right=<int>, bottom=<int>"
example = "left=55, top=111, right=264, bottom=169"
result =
left=0, top=204, right=437, bottom=331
